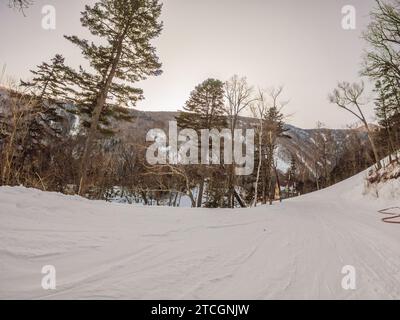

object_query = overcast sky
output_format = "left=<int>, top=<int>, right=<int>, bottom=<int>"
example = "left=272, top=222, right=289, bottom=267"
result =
left=0, top=0, right=378, bottom=129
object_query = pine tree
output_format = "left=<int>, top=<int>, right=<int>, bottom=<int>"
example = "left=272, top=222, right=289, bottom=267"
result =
left=176, top=78, right=226, bottom=207
left=21, top=54, right=71, bottom=102
left=261, top=97, right=290, bottom=204
left=63, top=0, right=163, bottom=194
left=265, top=105, right=289, bottom=139
left=176, top=78, right=226, bottom=131
left=19, top=54, right=71, bottom=152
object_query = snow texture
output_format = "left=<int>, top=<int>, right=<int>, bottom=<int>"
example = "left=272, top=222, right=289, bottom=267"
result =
left=0, top=168, right=399, bottom=299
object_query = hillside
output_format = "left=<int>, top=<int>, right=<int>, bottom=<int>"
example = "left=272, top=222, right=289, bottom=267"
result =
left=0, top=87, right=370, bottom=188
left=0, top=163, right=399, bottom=299
left=115, top=109, right=369, bottom=178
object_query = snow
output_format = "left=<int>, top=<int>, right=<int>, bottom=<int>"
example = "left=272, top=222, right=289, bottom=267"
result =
left=363, top=156, right=400, bottom=201
left=0, top=168, right=400, bottom=299
left=275, top=145, right=291, bottom=173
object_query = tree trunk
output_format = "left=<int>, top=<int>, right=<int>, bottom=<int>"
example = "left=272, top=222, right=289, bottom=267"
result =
left=78, top=30, right=127, bottom=195
left=188, top=191, right=196, bottom=208
left=196, top=180, right=204, bottom=208
left=173, top=192, right=179, bottom=207
left=253, top=127, right=263, bottom=207
left=274, top=165, right=282, bottom=202
left=141, top=191, right=148, bottom=205
left=365, top=122, right=382, bottom=169
left=234, top=189, right=246, bottom=208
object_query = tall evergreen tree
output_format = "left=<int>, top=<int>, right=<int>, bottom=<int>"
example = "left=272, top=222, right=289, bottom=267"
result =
left=21, top=54, right=71, bottom=102
left=63, top=0, right=163, bottom=194
left=18, top=55, right=71, bottom=161
left=176, top=78, right=226, bottom=131
left=176, top=78, right=226, bottom=207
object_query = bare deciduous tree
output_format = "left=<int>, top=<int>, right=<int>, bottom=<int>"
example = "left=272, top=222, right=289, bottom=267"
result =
left=329, top=81, right=382, bottom=168
left=224, top=75, right=254, bottom=208
left=362, top=0, right=400, bottom=83
left=250, top=86, right=289, bottom=206
left=8, top=0, right=33, bottom=14
left=250, top=89, right=267, bottom=207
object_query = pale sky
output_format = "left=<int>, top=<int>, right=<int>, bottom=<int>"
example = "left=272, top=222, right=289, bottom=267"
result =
left=0, top=0, right=378, bottom=129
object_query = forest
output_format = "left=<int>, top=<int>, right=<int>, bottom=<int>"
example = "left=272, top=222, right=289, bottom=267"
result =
left=1, top=0, right=399, bottom=208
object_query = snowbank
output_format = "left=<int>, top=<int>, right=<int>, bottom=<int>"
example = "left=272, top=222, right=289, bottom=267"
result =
left=364, top=158, right=400, bottom=201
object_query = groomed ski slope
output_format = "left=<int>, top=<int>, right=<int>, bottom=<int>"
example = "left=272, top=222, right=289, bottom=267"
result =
left=0, top=170, right=399, bottom=299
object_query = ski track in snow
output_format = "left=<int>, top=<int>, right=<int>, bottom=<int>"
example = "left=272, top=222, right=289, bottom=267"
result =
left=0, top=170, right=399, bottom=299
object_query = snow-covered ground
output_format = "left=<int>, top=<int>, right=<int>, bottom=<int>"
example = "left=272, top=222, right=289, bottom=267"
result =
left=0, top=169, right=399, bottom=299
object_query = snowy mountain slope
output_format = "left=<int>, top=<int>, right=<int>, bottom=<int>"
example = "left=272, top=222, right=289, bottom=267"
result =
left=0, top=167, right=399, bottom=299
